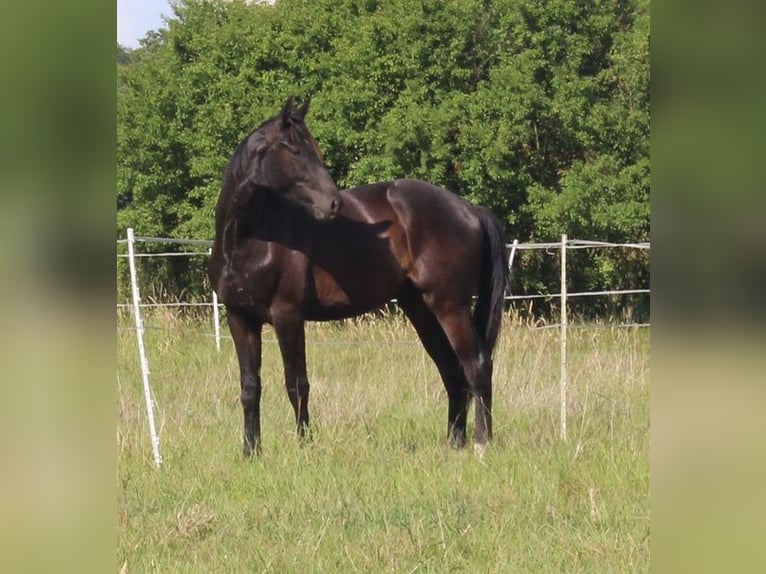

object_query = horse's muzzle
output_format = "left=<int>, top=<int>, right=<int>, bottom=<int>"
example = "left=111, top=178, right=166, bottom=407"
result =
left=313, top=198, right=342, bottom=222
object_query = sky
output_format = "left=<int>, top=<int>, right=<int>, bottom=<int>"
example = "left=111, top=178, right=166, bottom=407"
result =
left=117, top=0, right=173, bottom=48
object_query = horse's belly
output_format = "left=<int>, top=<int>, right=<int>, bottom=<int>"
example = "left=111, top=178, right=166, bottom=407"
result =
left=305, top=263, right=402, bottom=320
left=304, top=301, right=385, bottom=322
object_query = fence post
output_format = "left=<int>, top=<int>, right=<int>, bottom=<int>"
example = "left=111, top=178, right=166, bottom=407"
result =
left=507, top=238, right=519, bottom=278
left=212, top=289, right=221, bottom=352
left=560, top=234, right=568, bottom=440
left=127, top=228, right=163, bottom=468
left=208, top=247, right=221, bottom=352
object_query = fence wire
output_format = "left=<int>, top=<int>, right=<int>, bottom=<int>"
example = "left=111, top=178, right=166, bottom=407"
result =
left=117, top=234, right=650, bottom=318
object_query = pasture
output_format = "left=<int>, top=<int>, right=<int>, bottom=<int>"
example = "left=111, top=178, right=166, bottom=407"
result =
left=117, top=311, right=649, bottom=572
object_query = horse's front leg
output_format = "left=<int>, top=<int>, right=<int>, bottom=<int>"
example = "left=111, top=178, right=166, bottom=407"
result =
left=273, top=310, right=311, bottom=440
left=227, top=311, right=263, bottom=457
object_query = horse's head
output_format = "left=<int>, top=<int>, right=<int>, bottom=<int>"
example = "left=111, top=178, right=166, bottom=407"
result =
left=236, top=96, right=342, bottom=221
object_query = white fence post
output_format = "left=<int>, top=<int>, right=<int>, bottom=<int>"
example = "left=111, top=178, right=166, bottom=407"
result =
left=560, top=234, right=568, bottom=440
left=212, top=289, right=221, bottom=352
left=208, top=247, right=221, bottom=352
left=126, top=228, right=163, bottom=468
left=508, top=238, right=519, bottom=274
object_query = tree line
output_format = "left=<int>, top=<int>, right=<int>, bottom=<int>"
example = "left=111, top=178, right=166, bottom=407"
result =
left=117, top=0, right=649, bottom=320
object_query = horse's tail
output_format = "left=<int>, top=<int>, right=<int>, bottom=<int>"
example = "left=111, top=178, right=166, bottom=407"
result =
left=473, top=207, right=509, bottom=357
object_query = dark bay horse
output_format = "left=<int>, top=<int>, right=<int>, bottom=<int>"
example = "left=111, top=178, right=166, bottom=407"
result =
left=209, top=96, right=509, bottom=456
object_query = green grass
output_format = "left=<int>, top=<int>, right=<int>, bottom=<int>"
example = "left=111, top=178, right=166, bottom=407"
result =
left=117, top=311, right=649, bottom=572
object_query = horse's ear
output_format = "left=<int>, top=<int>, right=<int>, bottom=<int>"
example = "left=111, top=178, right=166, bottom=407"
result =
left=280, top=96, right=295, bottom=126
left=296, top=97, right=311, bottom=121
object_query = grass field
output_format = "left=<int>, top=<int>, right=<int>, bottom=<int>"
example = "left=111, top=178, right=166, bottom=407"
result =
left=117, top=311, right=649, bottom=572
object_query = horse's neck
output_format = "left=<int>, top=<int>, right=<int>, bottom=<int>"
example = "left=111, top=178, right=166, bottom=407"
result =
left=218, top=182, right=264, bottom=244
left=219, top=182, right=316, bottom=255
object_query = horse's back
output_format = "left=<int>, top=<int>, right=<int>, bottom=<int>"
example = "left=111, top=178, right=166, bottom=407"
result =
left=340, top=179, right=484, bottom=300
left=342, top=179, right=481, bottom=234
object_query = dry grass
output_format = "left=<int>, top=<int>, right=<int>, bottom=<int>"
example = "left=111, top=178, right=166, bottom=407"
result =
left=117, top=311, right=649, bottom=572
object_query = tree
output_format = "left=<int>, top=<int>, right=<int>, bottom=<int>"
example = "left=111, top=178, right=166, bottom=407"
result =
left=117, top=44, right=132, bottom=65
left=117, top=0, right=650, bottom=319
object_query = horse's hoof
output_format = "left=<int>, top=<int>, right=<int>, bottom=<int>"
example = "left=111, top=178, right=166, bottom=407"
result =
left=449, top=433, right=467, bottom=449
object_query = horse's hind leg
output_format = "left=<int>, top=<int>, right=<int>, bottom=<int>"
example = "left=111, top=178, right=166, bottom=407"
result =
left=399, top=292, right=470, bottom=448
left=430, top=305, right=493, bottom=447
left=273, top=310, right=311, bottom=440
left=227, top=311, right=263, bottom=457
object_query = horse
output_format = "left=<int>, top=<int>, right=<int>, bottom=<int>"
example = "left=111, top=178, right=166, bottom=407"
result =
left=209, top=96, right=509, bottom=456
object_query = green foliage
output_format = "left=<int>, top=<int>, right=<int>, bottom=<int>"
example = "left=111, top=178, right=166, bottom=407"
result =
left=117, top=0, right=649, bottom=318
